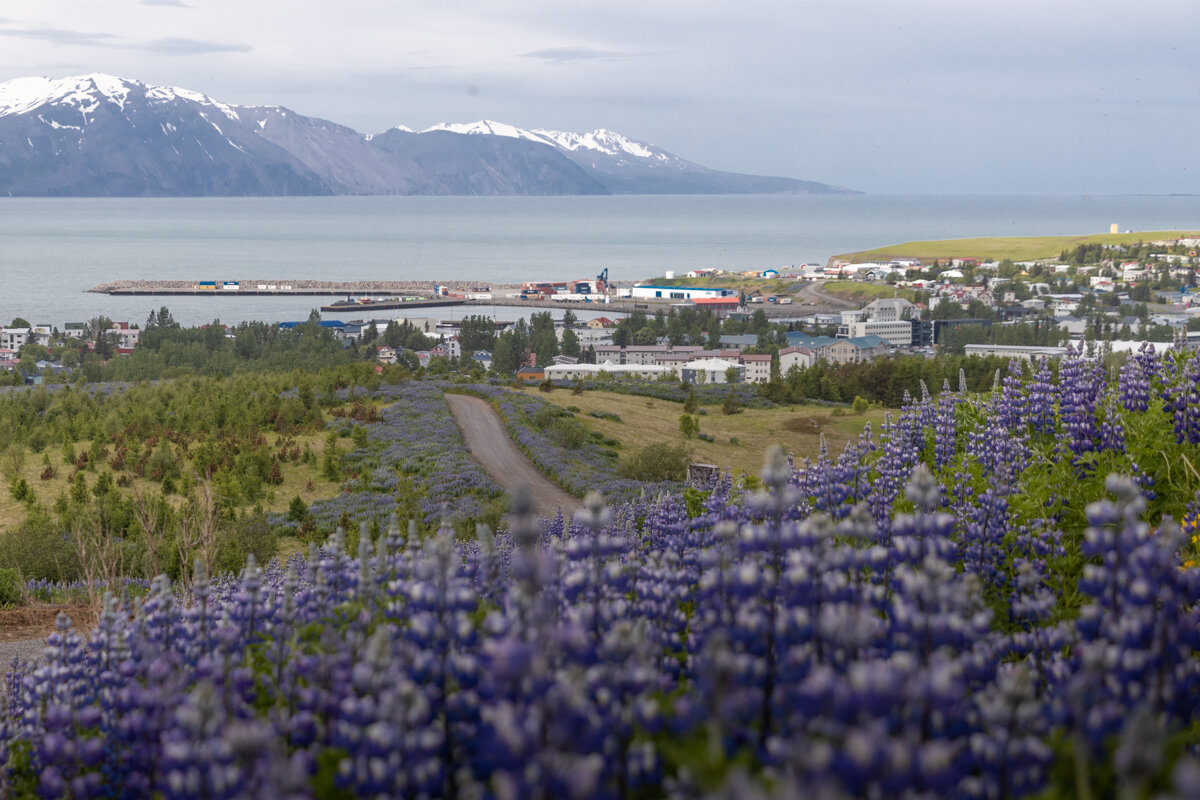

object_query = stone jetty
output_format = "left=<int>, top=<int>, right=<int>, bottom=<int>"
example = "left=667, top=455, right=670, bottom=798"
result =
left=89, top=279, right=517, bottom=296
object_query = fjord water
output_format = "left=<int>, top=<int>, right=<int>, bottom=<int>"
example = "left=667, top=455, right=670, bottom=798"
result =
left=1, top=194, right=1198, bottom=327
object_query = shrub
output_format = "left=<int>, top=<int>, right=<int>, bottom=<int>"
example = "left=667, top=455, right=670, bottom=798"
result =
left=0, top=568, right=23, bottom=606
left=0, top=505, right=80, bottom=582
left=213, top=512, right=277, bottom=577
left=679, top=414, right=699, bottom=439
left=288, top=495, right=309, bottom=522
left=618, top=441, right=693, bottom=482
left=550, top=418, right=587, bottom=450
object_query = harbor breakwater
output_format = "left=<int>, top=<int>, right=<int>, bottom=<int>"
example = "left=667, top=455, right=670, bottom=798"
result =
left=89, top=279, right=514, bottom=296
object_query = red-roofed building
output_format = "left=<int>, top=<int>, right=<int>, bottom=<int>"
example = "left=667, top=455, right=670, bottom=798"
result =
left=517, top=366, right=545, bottom=381
left=691, top=297, right=741, bottom=318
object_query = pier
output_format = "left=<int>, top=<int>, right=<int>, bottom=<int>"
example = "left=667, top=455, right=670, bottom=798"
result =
left=88, top=279, right=503, bottom=297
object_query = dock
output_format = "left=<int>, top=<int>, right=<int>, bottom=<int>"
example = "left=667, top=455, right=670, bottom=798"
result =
left=320, top=297, right=466, bottom=313
left=89, top=279, right=500, bottom=297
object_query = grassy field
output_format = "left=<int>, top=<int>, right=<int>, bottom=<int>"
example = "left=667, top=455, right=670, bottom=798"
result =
left=0, top=430, right=350, bottom=532
left=835, top=230, right=1200, bottom=264
left=529, top=388, right=887, bottom=480
left=816, top=281, right=919, bottom=303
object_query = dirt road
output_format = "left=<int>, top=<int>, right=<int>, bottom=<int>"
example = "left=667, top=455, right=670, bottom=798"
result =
left=444, top=393, right=582, bottom=519
left=794, top=280, right=858, bottom=310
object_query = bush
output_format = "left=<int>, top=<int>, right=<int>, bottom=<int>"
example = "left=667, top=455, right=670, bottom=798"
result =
left=214, top=512, right=278, bottom=577
left=0, top=568, right=23, bottom=606
left=679, top=414, right=699, bottom=439
left=0, top=505, right=80, bottom=582
left=288, top=495, right=309, bottom=523
left=618, top=441, right=693, bottom=482
left=852, top=395, right=870, bottom=413
left=550, top=418, right=588, bottom=449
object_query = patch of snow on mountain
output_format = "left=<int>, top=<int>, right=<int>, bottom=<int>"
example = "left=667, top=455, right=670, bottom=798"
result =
left=420, top=120, right=670, bottom=162
left=1, top=73, right=246, bottom=122
left=37, top=115, right=82, bottom=132
left=0, top=76, right=99, bottom=118
left=533, top=128, right=670, bottom=161
left=86, top=73, right=130, bottom=110
left=147, top=84, right=241, bottom=121
left=423, top=120, right=557, bottom=147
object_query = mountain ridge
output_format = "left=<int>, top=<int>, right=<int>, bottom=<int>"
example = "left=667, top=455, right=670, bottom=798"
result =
left=0, top=74, right=859, bottom=197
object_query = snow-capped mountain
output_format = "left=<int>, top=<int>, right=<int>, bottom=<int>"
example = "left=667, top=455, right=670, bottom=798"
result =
left=0, top=74, right=856, bottom=197
left=415, top=120, right=848, bottom=194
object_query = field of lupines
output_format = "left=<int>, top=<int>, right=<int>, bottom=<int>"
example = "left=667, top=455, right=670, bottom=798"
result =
left=457, top=384, right=682, bottom=503
left=4, top=343, right=1200, bottom=798
left=270, top=384, right=508, bottom=536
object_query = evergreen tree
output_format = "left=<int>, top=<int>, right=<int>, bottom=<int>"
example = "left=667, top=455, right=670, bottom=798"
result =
left=561, top=328, right=581, bottom=358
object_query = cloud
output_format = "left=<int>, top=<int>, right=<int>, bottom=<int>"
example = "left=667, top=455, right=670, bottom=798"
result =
left=0, top=21, right=248, bottom=56
left=134, top=37, right=252, bottom=55
left=520, top=46, right=626, bottom=62
left=139, top=0, right=192, bottom=7
left=0, top=26, right=119, bottom=47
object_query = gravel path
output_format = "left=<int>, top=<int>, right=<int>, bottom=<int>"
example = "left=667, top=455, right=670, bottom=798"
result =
left=1, top=637, right=47, bottom=670
left=445, top=393, right=582, bottom=519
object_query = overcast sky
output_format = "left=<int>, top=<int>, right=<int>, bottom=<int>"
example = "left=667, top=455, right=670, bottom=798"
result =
left=1, top=1, right=1197, bottom=194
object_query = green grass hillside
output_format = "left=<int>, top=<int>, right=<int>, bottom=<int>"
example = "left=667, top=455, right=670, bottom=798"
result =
left=835, top=230, right=1200, bottom=264
left=528, top=388, right=887, bottom=480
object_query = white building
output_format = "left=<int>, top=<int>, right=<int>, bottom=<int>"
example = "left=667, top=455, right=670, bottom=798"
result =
left=544, top=361, right=674, bottom=381
left=841, top=319, right=914, bottom=346
left=0, top=328, right=30, bottom=351
left=629, top=285, right=735, bottom=301
left=860, top=297, right=915, bottom=321
left=680, top=358, right=743, bottom=385
left=838, top=297, right=916, bottom=346
left=112, top=323, right=140, bottom=351
left=778, top=346, right=815, bottom=373
left=739, top=354, right=773, bottom=384
left=963, top=344, right=1069, bottom=361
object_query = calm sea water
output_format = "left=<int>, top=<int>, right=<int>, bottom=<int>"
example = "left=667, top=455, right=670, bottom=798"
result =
left=1, top=194, right=1197, bottom=327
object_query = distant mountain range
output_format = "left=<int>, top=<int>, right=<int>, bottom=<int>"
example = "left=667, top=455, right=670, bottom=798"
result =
left=0, top=74, right=858, bottom=197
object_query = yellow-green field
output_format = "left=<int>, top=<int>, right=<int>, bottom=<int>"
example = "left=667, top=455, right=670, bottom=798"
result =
left=529, top=389, right=887, bottom=480
left=0, top=429, right=347, bottom=533
left=835, top=230, right=1200, bottom=264
left=817, top=281, right=919, bottom=303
